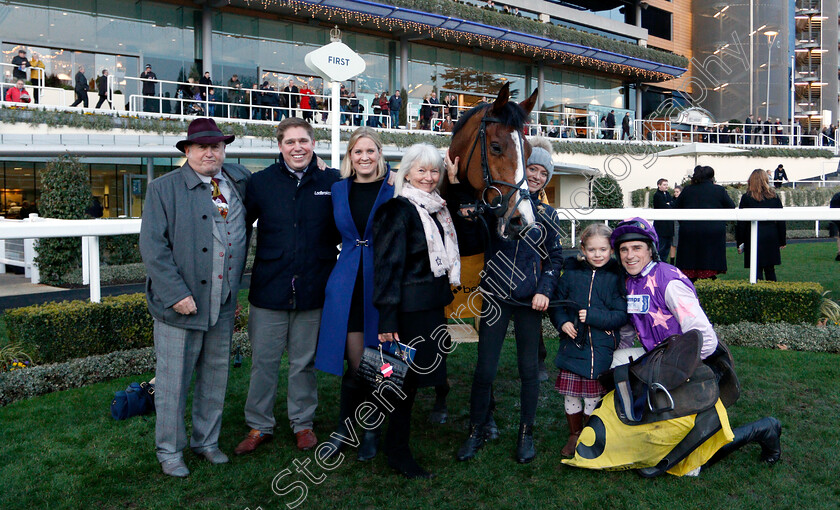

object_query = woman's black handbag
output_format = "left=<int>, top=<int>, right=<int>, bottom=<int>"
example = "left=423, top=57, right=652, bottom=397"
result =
left=358, top=342, right=410, bottom=389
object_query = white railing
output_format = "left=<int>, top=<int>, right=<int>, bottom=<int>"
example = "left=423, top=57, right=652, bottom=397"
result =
left=633, top=119, right=833, bottom=150
left=120, top=75, right=395, bottom=129
left=2, top=207, right=839, bottom=303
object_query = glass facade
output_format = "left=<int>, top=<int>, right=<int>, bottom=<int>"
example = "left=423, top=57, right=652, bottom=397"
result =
left=0, top=0, right=630, bottom=210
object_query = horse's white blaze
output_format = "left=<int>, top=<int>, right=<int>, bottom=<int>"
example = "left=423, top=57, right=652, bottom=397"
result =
left=511, top=131, right=535, bottom=227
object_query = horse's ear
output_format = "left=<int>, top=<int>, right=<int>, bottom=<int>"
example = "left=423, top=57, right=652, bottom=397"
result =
left=491, top=82, right=511, bottom=113
left=519, top=88, right=538, bottom=116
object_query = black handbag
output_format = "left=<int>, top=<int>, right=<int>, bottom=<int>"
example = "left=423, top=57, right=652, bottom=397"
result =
left=358, top=343, right=409, bottom=389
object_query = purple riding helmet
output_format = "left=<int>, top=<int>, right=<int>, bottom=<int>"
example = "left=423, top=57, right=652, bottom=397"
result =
left=609, top=217, right=660, bottom=261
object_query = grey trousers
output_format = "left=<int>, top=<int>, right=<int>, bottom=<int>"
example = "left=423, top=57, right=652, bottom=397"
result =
left=153, top=301, right=235, bottom=463
left=244, top=306, right=321, bottom=434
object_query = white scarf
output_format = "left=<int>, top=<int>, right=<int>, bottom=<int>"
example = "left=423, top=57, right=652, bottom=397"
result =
left=400, top=183, right=461, bottom=286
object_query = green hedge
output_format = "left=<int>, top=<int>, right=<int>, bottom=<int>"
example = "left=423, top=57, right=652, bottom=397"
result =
left=5, top=294, right=153, bottom=364
left=695, top=280, right=823, bottom=325
left=716, top=322, right=840, bottom=352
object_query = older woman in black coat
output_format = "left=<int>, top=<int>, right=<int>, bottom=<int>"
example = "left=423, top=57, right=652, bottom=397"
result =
left=675, top=165, right=736, bottom=281
left=373, top=143, right=460, bottom=479
left=736, top=169, right=786, bottom=281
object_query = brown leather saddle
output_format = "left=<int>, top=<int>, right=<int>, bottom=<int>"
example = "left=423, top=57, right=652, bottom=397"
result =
left=613, top=330, right=740, bottom=426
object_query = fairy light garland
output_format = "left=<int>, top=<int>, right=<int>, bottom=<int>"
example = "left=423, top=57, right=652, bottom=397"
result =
left=240, top=0, right=678, bottom=81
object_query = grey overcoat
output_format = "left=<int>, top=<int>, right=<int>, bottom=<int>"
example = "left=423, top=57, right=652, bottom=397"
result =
left=140, top=162, right=251, bottom=331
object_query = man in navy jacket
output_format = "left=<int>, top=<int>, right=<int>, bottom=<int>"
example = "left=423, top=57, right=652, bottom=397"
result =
left=234, top=117, right=340, bottom=455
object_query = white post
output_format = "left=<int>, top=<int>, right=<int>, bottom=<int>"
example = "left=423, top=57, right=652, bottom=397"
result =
left=749, top=220, right=758, bottom=284
left=82, top=235, right=90, bottom=285
left=0, top=238, right=5, bottom=274
left=816, top=221, right=820, bottom=237
left=86, top=235, right=101, bottom=303
left=570, top=221, right=576, bottom=248
left=331, top=81, right=340, bottom=166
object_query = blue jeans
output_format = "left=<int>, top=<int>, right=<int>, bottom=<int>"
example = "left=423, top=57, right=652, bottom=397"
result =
left=390, top=112, right=399, bottom=129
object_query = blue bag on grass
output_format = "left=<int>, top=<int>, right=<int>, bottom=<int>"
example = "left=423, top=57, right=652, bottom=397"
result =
left=111, top=381, right=155, bottom=420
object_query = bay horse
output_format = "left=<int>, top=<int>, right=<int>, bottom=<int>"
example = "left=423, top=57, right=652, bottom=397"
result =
left=449, top=82, right=539, bottom=239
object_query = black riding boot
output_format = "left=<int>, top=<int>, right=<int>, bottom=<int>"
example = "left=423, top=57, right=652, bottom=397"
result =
left=516, top=423, right=536, bottom=464
left=703, top=417, right=782, bottom=469
left=456, top=423, right=486, bottom=461
left=386, top=386, right=432, bottom=479
left=357, top=425, right=381, bottom=461
left=323, top=373, right=360, bottom=460
left=429, top=382, right=449, bottom=424
left=481, top=388, right=500, bottom=440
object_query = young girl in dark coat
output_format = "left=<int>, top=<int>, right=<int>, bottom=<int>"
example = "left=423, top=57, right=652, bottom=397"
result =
left=551, top=223, right=628, bottom=457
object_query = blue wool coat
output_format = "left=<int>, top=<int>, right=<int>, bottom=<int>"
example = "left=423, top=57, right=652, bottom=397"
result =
left=315, top=177, right=395, bottom=376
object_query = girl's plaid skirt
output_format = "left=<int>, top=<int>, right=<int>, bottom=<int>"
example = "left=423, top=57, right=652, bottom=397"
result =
left=554, top=370, right=606, bottom=398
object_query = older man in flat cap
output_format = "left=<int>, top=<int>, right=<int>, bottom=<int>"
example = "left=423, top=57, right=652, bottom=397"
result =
left=140, top=118, right=251, bottom=477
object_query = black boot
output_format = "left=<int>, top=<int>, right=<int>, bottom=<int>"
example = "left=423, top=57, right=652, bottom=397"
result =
left=516, top=423, right=536, bottom=464
left=481, top=389, right=500, bottom=440
left=456, top=423, right=486, bottom=461
left=386, top=387, right=433, bottom=479
left=357, top=426, right=381, bottom=462
left=323, top=374, right=360, bottom=460
left=703, top=417, right=782, bottom=469
left=429, top=383, right=449, bottom=424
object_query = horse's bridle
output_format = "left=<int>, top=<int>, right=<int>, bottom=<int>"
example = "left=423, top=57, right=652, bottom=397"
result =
left=461, top=110, right=531, bottom=228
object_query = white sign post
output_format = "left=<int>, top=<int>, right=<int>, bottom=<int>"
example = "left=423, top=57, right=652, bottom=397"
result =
left=305, top=37, right=366, bottom=165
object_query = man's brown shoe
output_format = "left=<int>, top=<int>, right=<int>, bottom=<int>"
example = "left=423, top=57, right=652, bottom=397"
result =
left=234, top=429, right=273, bottom=455
left=296, top=429, right=318, bottom=451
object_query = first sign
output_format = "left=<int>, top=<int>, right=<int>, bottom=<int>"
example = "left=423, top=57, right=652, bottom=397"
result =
left=305, top=41, right=366, bottom=82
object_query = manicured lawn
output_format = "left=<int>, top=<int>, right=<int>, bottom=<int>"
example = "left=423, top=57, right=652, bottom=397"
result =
left=2, top=340, right=838, bottom=509
left=719, top=240, right=839, bottom=297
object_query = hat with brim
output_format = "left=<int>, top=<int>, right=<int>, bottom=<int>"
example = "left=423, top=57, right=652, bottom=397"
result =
left=176, top=118, right=235, bottom=153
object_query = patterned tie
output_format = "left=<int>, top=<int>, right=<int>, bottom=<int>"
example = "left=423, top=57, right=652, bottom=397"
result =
left=210, top=177, right=229, bottom=219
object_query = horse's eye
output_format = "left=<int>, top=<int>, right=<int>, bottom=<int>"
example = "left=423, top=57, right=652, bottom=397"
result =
left=490, top=142, right=502, bottom=155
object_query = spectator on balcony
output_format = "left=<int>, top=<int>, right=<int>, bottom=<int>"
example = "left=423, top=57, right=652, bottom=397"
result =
left=284, top=80, right=299, bottom=118
left=70, top=66, right=89, bottom=108
left=207, top=88, right=219, bottom=117
left=177, top=77, right=196, bottom=115
left=228, top=74, right=244, bottom=119
left=429, top=91, right=441, bottom=122
left=29, top=52, right=44, bottom=104
left=96, top=69, right=111, bottom=110
left=388, top=90, right=402, bottom=129
left=11, top=49, right=29, bottom=81
left=249, top=84, right=263, bottom=120
left=420, top=94, right=432, bottom=131
left=440, top=114, right=454, bottom=133
left=369, top=94, right=381, bottom=128
left=744, top=114, right=754, bottom=144
left=199, top=71, right=212, bottom=100
left=141, top=64, right=158, bottom=113
left=376, top=92, right=388, bottom=128
left=607, top=110, right=617, bottom=139
left=621, top=112, right=631, bottom=140
left=448, top=94, right=458, bottom=120
left=762, top=118, right=771, bottom=145
left=4, top=79, right=29, bottom=103
left=349, top=93, right=363, bottom=126
left=261, top=81, right=279, bottom=121
left=300, top=83, right=314, bottom=123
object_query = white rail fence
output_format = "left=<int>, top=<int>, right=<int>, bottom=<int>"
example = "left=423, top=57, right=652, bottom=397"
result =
left=1, top=207, right=839, bottom=303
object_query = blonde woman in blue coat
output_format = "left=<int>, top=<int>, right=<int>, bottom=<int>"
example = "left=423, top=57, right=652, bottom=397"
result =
left=314, top=128, right=394, bottom=461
